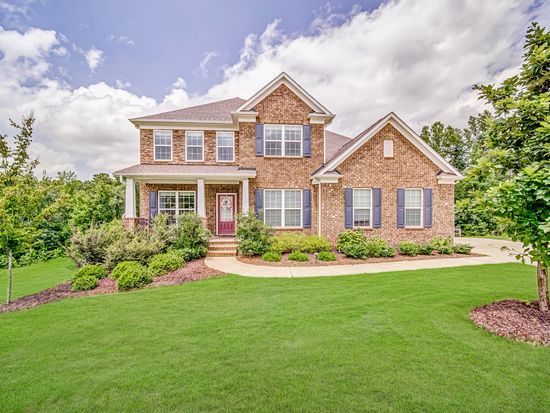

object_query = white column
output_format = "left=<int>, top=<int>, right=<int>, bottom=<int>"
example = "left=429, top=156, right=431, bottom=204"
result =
left=242, top=178, right=249, bottom=215
left=197, top=179, right=206, bottom=218
left=124, top=178, right=136, bottom=217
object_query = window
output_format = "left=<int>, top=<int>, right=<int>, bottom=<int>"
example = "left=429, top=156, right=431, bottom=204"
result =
left=185, top=131, right=204, bottom=161
left=216, top=132, right=234, bottom=162
left=404, top=189, right=422, bottom=227
left=384, top=139, right=394, bottom=158
left=154, top=130, right=172, bottom=160
left=353, top=188, right=372, bottom=228
left=264, top=189, right=302, bottom=228
left=264, top=125, right=302, bottom=157
left=158, top=191, right=196, bottom=222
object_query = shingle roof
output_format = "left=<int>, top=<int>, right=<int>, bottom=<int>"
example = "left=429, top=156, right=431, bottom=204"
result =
left=131, top=97, right=246, bottom=123
left=114, top=164, right=256, bottom=177
left=325, top=130, right=352, bottom=160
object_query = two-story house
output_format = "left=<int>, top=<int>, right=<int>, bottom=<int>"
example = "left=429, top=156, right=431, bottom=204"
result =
left=114, top=72, right=462, bottom=243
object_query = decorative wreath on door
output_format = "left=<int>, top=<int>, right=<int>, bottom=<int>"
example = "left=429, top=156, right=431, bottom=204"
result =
left=221, top=197, right=233, bottom=211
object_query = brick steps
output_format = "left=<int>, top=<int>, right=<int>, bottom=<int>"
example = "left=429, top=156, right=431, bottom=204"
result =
left=208, top=237, right=238, bottom=257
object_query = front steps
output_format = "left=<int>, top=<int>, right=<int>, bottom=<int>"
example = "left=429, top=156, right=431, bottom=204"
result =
left=208, top=237, right=238, bottom=257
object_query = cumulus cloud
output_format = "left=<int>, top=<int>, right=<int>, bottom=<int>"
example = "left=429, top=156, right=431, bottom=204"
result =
left=197, top=51, right=218, bottom=78
left=0, top=0, right=548, bottom=178
left=84, top=47, right=104, bottom=71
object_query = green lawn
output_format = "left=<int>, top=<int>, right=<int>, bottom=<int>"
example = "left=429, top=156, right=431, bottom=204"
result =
left=0, top=257, right=76, bottom=300
left=470, top=234, right=512, bottom=241
left=1, top=263, right=549, bottom=412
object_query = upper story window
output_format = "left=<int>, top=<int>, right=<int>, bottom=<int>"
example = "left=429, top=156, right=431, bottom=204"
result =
left=405, top=188, right=422, bottom=227
left=216, top=132, right=235, bottom=162
left=384, top=139, right=394, bottom=158
left=185, top=131, right=204, bottom=161
left=154, top=130, right=172, bottom=161
left=353, top=188, right=372, bottom=228
left=264, top=125, right=302, bottom=157
left=264, top=189, right=302, bottom=228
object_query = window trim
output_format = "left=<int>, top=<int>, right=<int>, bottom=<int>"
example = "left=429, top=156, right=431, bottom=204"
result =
left=263, top=189, right=303, bottom=229
left=352, top=188, right=373, bottom=229
left=263, top=124, right=303, bottom=158
left=404, top=188, right=423, bottom=228
left=185, top=131, right=204, bottom=162
left=215, top=131, right=235, bottom=162
left=153, top=130, right=173, bottom=161
left=384, top=139, right=394, bottom=158
left=158, top=190, right=197, bottom=217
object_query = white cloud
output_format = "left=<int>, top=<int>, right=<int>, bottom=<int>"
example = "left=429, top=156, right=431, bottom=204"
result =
left=107, top=34, right=135, bottom=46
left=115, top=79, right=131, bottom=89
left=197, top=51, right=218, bottom=78
left=84, top=47, right=104, bottom=71
left=0, top=0, right=548, bottom=179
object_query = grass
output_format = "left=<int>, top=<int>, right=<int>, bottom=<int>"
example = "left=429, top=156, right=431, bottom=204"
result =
left=470, top=234, right=512, bottom=241
left=0, top=257, right=76, bottom=301
left=1, top=263, right=549, bottom=412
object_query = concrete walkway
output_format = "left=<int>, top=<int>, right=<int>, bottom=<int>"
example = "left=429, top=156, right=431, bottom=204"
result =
left=204, top=237, right=531, bottom=278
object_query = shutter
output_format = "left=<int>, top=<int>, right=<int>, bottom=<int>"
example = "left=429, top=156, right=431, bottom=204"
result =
left=344, top=188, right=353, bottom=229
left=303, top=125, right=311, bottom=157
left=397, top=189, right=405, bottom=228
left=303, top=189, right=311, bottom=228
left=373, top=188, right=382, bottom=228
left=148, top=191, right=158, bottom=221
left=255, top=124, right=264, bottom=156
left=423, top=188, right=433, bottom=228
left=254, top=189, right=264, bottom=218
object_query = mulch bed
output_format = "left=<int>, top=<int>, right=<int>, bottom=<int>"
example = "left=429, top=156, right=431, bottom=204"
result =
left=238, top=251, right=484, bottom=267
left=471, top=300, right=550, bottom=346
left=0, top=259, right=224, bottom=314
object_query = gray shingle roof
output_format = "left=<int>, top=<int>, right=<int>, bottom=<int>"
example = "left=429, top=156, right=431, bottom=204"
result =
left=114, top=164, right=256, bottom=177
left=325, top=130, right=351, bottom=160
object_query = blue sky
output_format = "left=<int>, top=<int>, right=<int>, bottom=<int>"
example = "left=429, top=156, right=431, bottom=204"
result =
left=0, top=0, right=548, bottom=178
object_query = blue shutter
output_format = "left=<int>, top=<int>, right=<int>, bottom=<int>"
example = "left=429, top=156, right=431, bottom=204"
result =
left=423, top=188, right=432, bottom=228
left=344, top=188, right=353, bottom=229
left=373, top=188, right=382, bottom=228
left=149, top=191, right=158, bottom=221
left=303, top=189, right=311, bottom=228
left=255, top=124, right=264, bottom=156
left=303, top=125, right=311, bottom=157
left=255, top=189, right=263, bottom=218
left=397, top=189, right=405, bottom=228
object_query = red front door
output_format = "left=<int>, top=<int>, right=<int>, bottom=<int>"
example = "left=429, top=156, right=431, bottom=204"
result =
left=217, top=194, right=236, bottom=235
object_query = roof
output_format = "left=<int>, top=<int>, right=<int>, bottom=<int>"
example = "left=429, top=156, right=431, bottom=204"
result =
left=130, top=97, right=246, bottom=123
left=114, top=164, right=256, bottom=179
left=325, top=130, right=352, bottom=160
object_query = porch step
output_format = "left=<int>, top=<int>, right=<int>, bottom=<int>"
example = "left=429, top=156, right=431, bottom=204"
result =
left=208, top=237, right=238, bottom=257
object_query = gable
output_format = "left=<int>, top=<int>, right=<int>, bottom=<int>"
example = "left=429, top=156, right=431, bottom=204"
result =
left=253, top=84, right=313, bottom=124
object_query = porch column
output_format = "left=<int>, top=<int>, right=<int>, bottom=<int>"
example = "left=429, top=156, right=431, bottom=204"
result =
left=124, top=178, right=136, bottom=217
left=242, top=178, right=249, bottom=215
left=197, top=178, right=206, bottom=218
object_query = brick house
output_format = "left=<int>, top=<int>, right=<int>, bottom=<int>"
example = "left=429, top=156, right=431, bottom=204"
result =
left=114, top=72, right=462, bottom=244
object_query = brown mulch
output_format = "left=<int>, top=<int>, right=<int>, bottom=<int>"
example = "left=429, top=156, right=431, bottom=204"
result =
left=0, top=259, right=224, bottom=314
left=471, top=300, right=550, bottom=346
left=238, top=251, right=485, bottom=267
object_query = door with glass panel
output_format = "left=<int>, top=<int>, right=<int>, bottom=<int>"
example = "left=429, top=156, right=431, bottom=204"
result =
left=217, top=193, right=236, bottom=235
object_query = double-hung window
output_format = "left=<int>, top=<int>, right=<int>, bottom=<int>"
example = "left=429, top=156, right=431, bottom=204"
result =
left=185, top=131, right=204, bottom=161
left=154, top=130, right=172, bottom=160
left=264, top=125, right=302, bottom=157
left=216, top=132, right=235, bottom=162
left=264, top=189, right=302, bottom=228
left=158, top=191, right=196, bottom=222
left=404, top=189, right=422, bottom=227
left=353, top=188, right=372, bottom=228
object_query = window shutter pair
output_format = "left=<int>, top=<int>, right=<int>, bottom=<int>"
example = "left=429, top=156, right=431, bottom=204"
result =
left=396, top=188, right=432, bottom=228
left=255, top=124, right=311, bottom=157
left=344, top=188, right=382, bottom=229
left=254, top=188, right=311, bottom=228
left=149, top=191, right=158, bottom=221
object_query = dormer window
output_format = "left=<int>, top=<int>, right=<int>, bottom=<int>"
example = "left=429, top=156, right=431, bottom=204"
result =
left=153, top=130, right=172, bottom=161
left=264, top=125, right=302, bottom=157
left=185, top=131, right=204, bottom=161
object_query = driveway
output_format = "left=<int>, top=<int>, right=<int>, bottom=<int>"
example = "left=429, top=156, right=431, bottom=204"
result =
left=204, top=237, right=532, bottom=278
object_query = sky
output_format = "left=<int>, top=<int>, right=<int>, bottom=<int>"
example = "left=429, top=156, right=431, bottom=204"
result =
left=0, top=0, right=548, bottom=178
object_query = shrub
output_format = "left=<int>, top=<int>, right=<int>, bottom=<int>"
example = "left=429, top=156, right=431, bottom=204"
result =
left=236, top=213, right=273, bottom=256
left=261, top=251, right=282, bottom=262
left=336, top=230, right=366, bottom=252
left=111, top=261, right=141, bottom=280
left=105, top=232, right=164, bottom=269
left=430, top=236, right=453, bottom=254
left=270, top=233, right=332, bottom=254
left=288, top=251, right=309, bottom=262
left=417, top=244, right=435, bottom=255
left=453, top=243, right=473, bottom=254
left=175, top=246, right=208, bottom=261
left=172, top=212, right=210, bottom=251
left=380, top=246, right=396, bottom=258
left=74, top=264, right=107, bottom=280
left=112, top=261, right=152, bottom=291
left=341, top=242, right=368, bottom=259
left=301, top=235, right=332, bottom=253
left=67, top=221, right=126, bottom=266
left=148, top=251, right=185, bottom=277
left=71, top=275, right=98, bottom=292
left=364, top=237, right=389, bottom=258
left=317, top=251, right=337, bottom=261
left=398, top=241, right=420, bottom=256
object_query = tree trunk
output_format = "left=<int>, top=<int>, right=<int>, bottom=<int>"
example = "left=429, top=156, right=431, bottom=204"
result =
left=537, top=261, right=549, bottom=312
left=6, top=249, right=12, bottom=304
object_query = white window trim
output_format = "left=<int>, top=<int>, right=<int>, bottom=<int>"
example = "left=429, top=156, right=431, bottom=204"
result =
left=263, top=124, right=303, bottom=158
left=263, top=189, right=303, bottom=229
left=384, top=139, right=394, bottom=158
left=158, top=190, right=197, bottom=216
left=185, top=131, right=204, bottom=162
left=404, top=188, right=423, bottom=228
left=352, top=188, right=373, bottom=229
left=216, top=131, right=235, bottom=162
left=153, top=130, right=173, bottom=161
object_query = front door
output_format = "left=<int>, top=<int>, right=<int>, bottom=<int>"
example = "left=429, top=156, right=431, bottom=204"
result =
left=217, top=193, right=236, bottom=235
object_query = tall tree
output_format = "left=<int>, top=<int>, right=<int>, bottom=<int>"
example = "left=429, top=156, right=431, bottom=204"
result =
left=420, top=122, right=468, bottom=171
left=475, top=22, right=550, bottom=311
